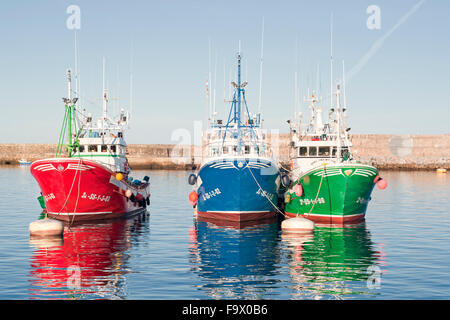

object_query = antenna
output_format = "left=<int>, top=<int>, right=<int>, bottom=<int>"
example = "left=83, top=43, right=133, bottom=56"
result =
left=208, top=38, right=212, bottom=125
left=67, top=69, right=72, bottom=100
left=342, top=60, right=347, bottom=109
left=116, top=64, right=120, bottom=117
left=102, top=57, right=107, bottom=121
left=258, top=16, right=264, bottom=115
left=74, top=31, right=79, bottom=101
left=129, top=40, right=134, bottom=125
left=330, top=12, right=334, bottom=110
left=213, top=52, right=217, bottom=124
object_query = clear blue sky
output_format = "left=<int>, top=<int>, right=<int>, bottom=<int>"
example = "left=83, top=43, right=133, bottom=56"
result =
left=0, top=0, right=448, bottom=144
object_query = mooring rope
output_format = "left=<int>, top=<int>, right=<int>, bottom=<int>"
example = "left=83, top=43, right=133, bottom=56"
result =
left=304, top=164, right=326, bottom=216
left=246, top=164, right=288, bottom=218
left=56, top=157, right=82, bottom=219
left=69, top=157, right=83, bottom=228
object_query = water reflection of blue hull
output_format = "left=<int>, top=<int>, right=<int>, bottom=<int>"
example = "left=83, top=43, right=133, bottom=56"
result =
left=192, top=220, right=279, bottom=281
left=196, top=158, right=280, bottom=222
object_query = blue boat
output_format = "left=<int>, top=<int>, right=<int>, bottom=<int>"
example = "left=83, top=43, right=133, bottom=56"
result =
left=188, top=52, right=281, bottom=223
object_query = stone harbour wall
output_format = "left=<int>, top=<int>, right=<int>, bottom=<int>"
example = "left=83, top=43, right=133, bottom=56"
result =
left=0, top=134, right=449, bottom=170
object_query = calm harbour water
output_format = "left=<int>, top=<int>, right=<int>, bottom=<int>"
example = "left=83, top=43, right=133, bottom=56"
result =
left=0, top=167, right=448, bottom=300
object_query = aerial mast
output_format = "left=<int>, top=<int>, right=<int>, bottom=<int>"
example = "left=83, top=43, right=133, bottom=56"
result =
left=257, top=17, right=264, bottom=118
left=336, top=84, right=342, bottom=160
left=102, top=57, right=108, bottom=124
left=330, top=13, right=334, bottom=113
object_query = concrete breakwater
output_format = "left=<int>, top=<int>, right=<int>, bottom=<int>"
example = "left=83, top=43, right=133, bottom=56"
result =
left=1, top=134, right=449, bottom=170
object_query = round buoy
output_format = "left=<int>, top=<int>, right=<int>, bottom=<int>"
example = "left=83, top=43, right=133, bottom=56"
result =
left=125, top=189, right=132, bottom=198
left=377, top=178, right=388, bottom=190
left=29, top=218, right=64, bottom=237
left=188, top=191, right=198, bottom=205
left=281, top=217, right=314, bottom=233
left=115, top=173, right=123, bottom=181
left=293, top=183, right=303, bottom=197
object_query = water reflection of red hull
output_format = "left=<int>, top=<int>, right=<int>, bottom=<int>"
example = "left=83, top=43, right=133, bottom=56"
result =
left=29, top=214, right=147, bottom=298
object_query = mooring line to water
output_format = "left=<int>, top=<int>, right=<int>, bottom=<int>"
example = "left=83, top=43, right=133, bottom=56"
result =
left=69, top=158, right=83, bottom=228
left=305, top=164, right=326, bottom=216
left=246, top=164, right=287, bottom=218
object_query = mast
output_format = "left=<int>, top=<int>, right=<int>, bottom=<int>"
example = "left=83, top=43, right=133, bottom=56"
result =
left=208, top=38, right=212, bottom=127
left=67, top=70, right=73, bottom=151
left=57, top=69, right=78, bottom=157
left=237, top=51, right=242, bottom=131
left=330, top=13, right=334, bottom=112
left=257, top=17, right=264, bottom=116
left=336, top=84, right=341, bottom=160
left=342, top=60, right=347, bottom=109
left=102, top=57, right=108, bottom=123
left=67, top=69, right=72, bottom=101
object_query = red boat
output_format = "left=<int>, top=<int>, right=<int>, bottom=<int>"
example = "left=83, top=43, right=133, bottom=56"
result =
left=31, top=158, right=149, bottom=222
left=31, top=69, right=150, bottom=222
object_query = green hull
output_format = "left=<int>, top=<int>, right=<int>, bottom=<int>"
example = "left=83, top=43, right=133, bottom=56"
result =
left=285, top=164, right=378, bottom=224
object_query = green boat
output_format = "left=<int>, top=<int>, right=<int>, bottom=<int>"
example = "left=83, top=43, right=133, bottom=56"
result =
left=284, top=85, right=385, bottom=224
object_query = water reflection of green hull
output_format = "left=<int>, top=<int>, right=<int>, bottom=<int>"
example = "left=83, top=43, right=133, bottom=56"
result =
left=283, top=223, right=381, bottom=297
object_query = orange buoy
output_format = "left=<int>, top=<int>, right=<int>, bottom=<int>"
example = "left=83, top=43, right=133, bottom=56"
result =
left=377, top=178, right=388, bottom=190
left=188, top=191, right=198, bottom=204
left=115, top=173, right=123, bottom=181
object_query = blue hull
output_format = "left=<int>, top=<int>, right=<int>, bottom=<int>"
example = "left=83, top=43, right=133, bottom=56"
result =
left=196, top=158, right=280, bottom=222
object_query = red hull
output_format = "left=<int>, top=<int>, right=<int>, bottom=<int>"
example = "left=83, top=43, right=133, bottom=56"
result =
left=196, top=210, right=276, bottom=223
left=284, top=211, right=365, bottom=225
left=31, top=158, right=150, bottom=222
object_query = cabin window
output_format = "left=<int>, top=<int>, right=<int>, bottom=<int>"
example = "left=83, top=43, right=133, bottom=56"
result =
left=299, top=147, right=307, bottom=156
left=233, top=146, right=237, bottom=153
left=118, top=132, right=123, bottom=138
left=309, top=147, right=317, bottom=156
left=101, top=145, right=108, bottom=152
left=245, top=145, right=250, bottom=154
left=110, top=145, right=116, bottom=153
left=79, top=146, right=85, bottom=153
left=341, top=148, right=349, bottom=157
left=211, top=147, right=218, bottom=156
left=88, top=145, right=97, bottom=152
left=319, top=147, right=330, bottom=156
left=223, top=146, right=228, bottom=154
